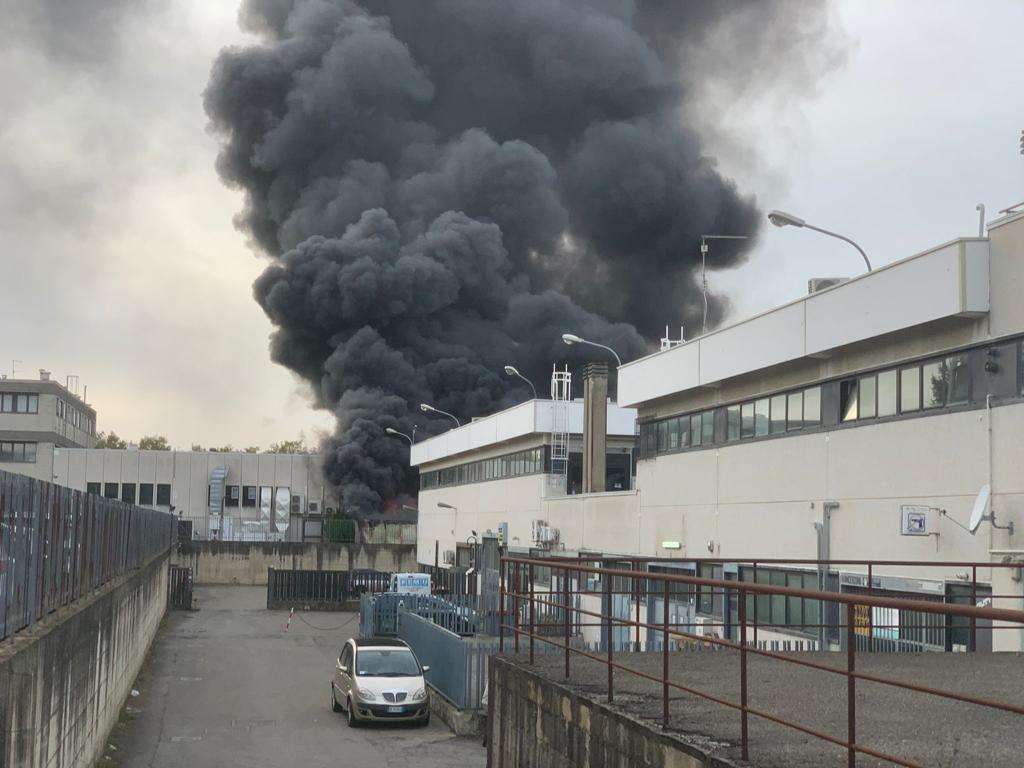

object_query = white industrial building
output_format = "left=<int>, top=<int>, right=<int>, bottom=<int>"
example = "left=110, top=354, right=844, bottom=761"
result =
left=0, top=376, right=333, bottom=541
left=416, top=206, right=1024, bottom=651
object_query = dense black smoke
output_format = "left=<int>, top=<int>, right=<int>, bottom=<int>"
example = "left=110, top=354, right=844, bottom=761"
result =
left=205, top=0, right=832, bottom=515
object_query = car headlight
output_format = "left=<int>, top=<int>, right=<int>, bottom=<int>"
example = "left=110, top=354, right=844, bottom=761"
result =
left=412, top=688, right=427, bottom=702
left=354, top=687, right=377, bottom=702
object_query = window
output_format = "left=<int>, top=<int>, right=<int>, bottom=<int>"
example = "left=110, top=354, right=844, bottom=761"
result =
left=0, top=441, right=37, bottom=462
left=754, top=398, right=769, bottom=437
left=859, top=375, right=876, bottom=419
left=840, top=379, right=858, bottom=422
left=121, top=483, right=136, bottom=504
left=667, top=417, right=680, bottom=450
left=803, top=387, right=821, bottom=427
left=769, top=394, right=786, bottom=434
left=657, top=421, right=668, bottom=452
left=727, top=405, right=741, bottom=441
left=922, top=361, right=943, bottom=409
left=156, top=483, right=171, bottom=506
left=877, top=369, right=897, bottom=417
left=786, top=391, right=803, bottom=431
left=225, top=485, right=240, bottom=508
left=690, top=413, right=703, bottom=447
left=900, top=366, right=920, bottom=412
left=1, top=393, right=38, bottom=414
left=740, top=402, right=755, bottom=438
left=944, top=354, right=970, bottom=406
left=104, top=482, right=119, bottom=499
left=87, top=482, right=101, bottom=496
left=702, top=411, right=714, bottom=444
left=139, top=483, right=154, bottom=505
left=243, top=486, right=257, bottom=507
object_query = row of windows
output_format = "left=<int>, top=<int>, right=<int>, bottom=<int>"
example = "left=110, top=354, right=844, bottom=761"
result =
left=421, top=447, right=545, bottom=490
left=57, top=398, right=95, bottom=435
left=640, top=339, right=1024, bottom=460
left=0, top=441, right=37, bottom=463
left=1, top=393, right=38, bottom=414
left=88, top=482, right=171, bottom=506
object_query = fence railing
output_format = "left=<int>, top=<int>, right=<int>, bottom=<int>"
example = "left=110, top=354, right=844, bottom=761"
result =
left=360, top=592, right=483, bottom=637
left=267, top=568, right=391, bottom=609
left=501, top=555, right=1024, bottom=767
left=397, top=609, right=496, bottom=709
left=0, top=470, right=174, bottom=640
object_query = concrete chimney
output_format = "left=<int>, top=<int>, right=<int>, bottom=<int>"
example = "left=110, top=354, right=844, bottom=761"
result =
left=39, top=369, right=50, bottom=381
left=582, top=362, right=608, bottom=494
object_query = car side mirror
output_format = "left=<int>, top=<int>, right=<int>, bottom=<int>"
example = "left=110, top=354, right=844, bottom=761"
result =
left=422, top=665, right=430, bottom=674
left=337, top=663, right=348, bottom=674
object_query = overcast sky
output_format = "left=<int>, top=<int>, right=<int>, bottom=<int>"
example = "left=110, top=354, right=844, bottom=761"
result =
left=1, top=1, right=1021, bottom=448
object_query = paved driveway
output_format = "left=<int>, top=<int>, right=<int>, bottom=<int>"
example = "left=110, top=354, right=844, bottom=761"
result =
left=104, top=586, right=485, bottom=768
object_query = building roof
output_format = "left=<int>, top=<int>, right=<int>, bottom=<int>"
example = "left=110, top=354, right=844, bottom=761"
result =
left=617, top=235, right=990, bottom=408
left=409, top=398, right=637, bottom=467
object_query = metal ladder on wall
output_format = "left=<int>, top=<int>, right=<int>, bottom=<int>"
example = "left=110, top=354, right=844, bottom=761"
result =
left=549, top=365, right=572, bottom=495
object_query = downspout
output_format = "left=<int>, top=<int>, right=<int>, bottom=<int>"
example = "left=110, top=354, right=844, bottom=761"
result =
left=815, top=501, right=839, bottom=649
left=987, top=394, right=994, bottom=552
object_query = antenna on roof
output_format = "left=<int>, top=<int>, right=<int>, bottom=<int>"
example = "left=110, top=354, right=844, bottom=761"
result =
left=699, top=236, right=748, bottom=336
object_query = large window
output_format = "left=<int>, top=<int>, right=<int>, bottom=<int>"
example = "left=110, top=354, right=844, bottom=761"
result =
left=225, top=485, right=240, bottom=508
left=104, top=482, right=119, bottom=499
left=156, top=483, right=171, bottom=506
left=121, top=483, right=136, bottom=504
left=139, top=483, right=154, bottom=506
left=420, top=446, right=545, bottom=490
left=1, top=393, right=38, bottom=414
left=87, top=482, right=101, bottom=496
left=243, top=486, right=257, bottom=508
left=741, top=567, right=820, bottom=635
left=0, top=441, right=37, bottom=462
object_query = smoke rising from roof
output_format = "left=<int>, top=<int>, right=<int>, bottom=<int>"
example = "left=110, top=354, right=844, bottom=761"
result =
left=205, top=0, right=834, bottom=515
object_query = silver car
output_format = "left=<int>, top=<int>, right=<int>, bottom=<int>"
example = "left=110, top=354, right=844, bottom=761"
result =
left=331, top=637, right=430, bottom=727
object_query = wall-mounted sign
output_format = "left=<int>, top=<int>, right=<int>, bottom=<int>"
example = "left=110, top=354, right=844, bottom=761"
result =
left=900, top=505, right=930, bottom=536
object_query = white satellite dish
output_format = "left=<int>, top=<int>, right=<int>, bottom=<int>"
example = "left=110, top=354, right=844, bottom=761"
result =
left=968, top=485, right=991, bottom=534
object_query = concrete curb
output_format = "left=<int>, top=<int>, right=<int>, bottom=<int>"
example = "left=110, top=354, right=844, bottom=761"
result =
left=429, top=685, right=484, bottom=737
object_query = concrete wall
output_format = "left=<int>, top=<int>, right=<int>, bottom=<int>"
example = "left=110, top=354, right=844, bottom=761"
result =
left=0, top=552, right=168, bottom=768
left=171, top=541, right=418, bottom=585
left=488, top=656, right=729, bottom=768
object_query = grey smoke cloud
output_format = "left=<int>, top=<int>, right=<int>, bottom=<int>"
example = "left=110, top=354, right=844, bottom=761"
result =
left=205, top=0, right=832, bottom=514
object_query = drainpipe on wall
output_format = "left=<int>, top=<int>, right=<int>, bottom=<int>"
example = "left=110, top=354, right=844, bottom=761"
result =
left=815, top=501, right=839, bottom=649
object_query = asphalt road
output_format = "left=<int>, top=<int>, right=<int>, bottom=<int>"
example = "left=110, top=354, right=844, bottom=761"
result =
left=103, top=586, right=485, bottom=768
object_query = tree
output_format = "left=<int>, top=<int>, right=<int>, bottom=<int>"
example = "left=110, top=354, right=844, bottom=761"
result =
left=244, top=446, right=260, bottom=454
left=208, top=444, right=235, bottom=453
left=138, top=435, right=171, bottom=451
left=268, top=436, right=310, bottom=454
left=95, top=431, right=127, bottom=449
left=190, top=444, right=204, bottom=452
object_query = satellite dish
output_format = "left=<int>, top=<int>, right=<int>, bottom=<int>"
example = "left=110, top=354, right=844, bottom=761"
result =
left=968, top=485, right=991, bottom=533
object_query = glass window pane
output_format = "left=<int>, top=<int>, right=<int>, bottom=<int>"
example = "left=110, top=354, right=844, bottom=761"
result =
left=946, top=354, right=970, bottom=405
left=657, top=421, right=668, bottom=452
left=803, top=387, right=821, bottom=427
left=740, top=402, right=755, bottom=438
left=787, top=391, right=803, bottom=431
left=841, top=380, right=858, bottom=422
left=690, top=413, right=702, bottom=446
left=754, top=398, right=769, bottom=437
left=727, top=405, right=741, bottom=441
left=877, top=370, right=897, bottom=417
left=922, top=361, right=944, bottom=408
left=27, top=394, right=38, bottom=413
left=901, top=366, right=921, bottom=412
left=1, top=394, right=11, bottom=412
left=679, top=416, right=690, bottom=447
left=770, top=394, right=787, bottom=434
left=859, top=375, right=877, bottom=419
left=23, top=443, right=36, bottom=462
left=15, top=395, right=28, bottom=413
left=702, top=412, right=715, bottom=444
left=667, top=418, right=680, bottom=450
left=787, top=573, right=804, bottom=629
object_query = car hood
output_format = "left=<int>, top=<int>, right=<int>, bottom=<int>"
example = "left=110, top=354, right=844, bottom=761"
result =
left=353, top=674, right=424, bottom=696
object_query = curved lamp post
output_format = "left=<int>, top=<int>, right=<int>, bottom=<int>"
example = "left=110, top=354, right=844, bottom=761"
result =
left=419, top=403, right=460, bottom=427
left=504, top=365, right=538, bottom=399
left=768, top=209, right=872, bottom=272
left=561, top=333, right=623, bottom=367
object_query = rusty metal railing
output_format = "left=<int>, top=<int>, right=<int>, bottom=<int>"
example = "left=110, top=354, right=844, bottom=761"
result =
left=0, top=470, right=175, bottom=640
left=499, top=555, right=1024, bottom=767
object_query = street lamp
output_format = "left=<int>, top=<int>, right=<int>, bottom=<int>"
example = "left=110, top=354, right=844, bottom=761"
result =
left=419, top=403, right=461, bottom=427
left=385, top=427, right=413, bottom=445
left=561, top=333, right=623, bottom=367
left=768, top=209, right=872, bottom=272
left=503, top=365, right=538, bottom=399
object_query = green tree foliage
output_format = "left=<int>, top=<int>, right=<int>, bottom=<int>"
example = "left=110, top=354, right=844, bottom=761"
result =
left=267, top=439, right=309, bottom=454
left=95, top=431, right=127, bottom=449
left=138, top=435, right=171, bottom=451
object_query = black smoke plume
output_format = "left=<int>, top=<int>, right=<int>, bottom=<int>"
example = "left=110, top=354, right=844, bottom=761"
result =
left=205, top=0, right=832, bottom=515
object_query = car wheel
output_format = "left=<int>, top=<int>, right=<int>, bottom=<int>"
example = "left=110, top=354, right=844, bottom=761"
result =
left=347, top=698, right=360, bottom=728
left=331, top=685, right=342, bottom=713
left=420, top=711, right=430, bottom=727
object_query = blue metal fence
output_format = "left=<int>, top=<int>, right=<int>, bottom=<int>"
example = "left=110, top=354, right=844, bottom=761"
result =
left=397, top=610, right=498, bottom=710
left=359, top=591, right=482, bottom=636
left=0, top=470, right=174, bottom=640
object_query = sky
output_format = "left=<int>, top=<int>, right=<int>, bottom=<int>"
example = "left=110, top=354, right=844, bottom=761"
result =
left=1, top=0, right=1021, bottom=449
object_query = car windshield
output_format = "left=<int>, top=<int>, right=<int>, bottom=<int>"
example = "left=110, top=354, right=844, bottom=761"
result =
left=356, top=649, right=420, bottom=677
